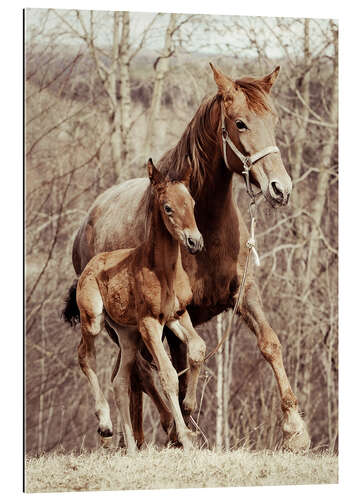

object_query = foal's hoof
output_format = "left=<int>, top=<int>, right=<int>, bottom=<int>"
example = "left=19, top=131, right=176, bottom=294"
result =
left=181, top=430, right=197, bottom=452
left=97, top=428, right=113, bottom=448
left=126, top=447, right=138, bottom=458
left=282, top=410, right=311, bottom=452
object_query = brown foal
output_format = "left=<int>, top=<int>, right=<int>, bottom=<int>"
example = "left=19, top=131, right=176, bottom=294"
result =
left=75, top=160, right=205, bottom=455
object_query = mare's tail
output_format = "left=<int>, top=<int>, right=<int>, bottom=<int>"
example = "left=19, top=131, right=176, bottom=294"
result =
left=62, top=279, right=80, bottom=327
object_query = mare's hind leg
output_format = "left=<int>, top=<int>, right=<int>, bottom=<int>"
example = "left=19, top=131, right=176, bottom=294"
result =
left=77, top=289, right=113, bottom=446
left=239, top=279, right=310, bottom=451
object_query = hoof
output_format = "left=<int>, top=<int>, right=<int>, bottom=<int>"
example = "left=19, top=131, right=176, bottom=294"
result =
left=99, top=435, right=113, bottom=448
left=181, top=429, right=196, bottom=452
left=97, top=427, right=113, bottom=438
left=97, top=428, right=113, bottom=448
left=282, top=410, right=311, bottom=452
left=126, top=447, right=138, bottom=457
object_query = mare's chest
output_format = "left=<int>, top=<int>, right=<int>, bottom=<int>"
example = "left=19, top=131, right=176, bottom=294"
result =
left=181, top=211, right=249, bottom=315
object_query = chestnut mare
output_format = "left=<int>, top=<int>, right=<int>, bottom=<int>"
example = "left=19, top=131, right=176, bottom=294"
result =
left=70, top=64, right=310, bottom=451
left=65, top=159, right=205, bottom=454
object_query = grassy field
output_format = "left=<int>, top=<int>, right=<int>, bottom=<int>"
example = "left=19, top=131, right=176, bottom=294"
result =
left=25, top=446, right=338, bottom=493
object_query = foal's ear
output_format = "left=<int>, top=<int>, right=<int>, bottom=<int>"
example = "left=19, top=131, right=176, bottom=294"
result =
left=147, top=158, right=164, bottom=186
left=209, top=62, right=235, bottom=96
left=261, top=66, right=280, bottom=93
left=181, top=157, right=193, bottom=188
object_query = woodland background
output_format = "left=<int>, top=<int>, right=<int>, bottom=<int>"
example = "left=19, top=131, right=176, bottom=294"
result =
left=25, top=9, right=338, bottom=455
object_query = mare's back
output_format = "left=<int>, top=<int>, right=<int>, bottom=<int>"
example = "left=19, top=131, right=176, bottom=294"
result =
left=73, top=177, right=149, bottom=274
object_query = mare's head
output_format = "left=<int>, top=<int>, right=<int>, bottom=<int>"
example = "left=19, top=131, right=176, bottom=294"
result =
left=147, top=159, right=203, bottom=254
left=210, top=63, right=292, bottom=207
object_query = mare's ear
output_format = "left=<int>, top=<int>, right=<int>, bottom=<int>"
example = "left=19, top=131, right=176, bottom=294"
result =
left=209, top=62, right=235, bottom=96
left=147, top=158, right=164, bottom=186
left=181, top=156, right=193, bottom=188
left=261, top=66, right=280, bottom=93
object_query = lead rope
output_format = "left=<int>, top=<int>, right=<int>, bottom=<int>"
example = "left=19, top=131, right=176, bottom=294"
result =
left=176, top=107, right=265, bottom=446
left=177, top=199, right=260, bottom=379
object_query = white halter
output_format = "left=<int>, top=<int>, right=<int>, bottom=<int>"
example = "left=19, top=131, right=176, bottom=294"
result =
left=220, top=105, right=279, bottom=199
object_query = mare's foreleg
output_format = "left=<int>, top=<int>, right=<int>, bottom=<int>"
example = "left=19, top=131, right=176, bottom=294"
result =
left=239, top=279, right=310, bottom=451
left=167, top=312, right=206, bottom=419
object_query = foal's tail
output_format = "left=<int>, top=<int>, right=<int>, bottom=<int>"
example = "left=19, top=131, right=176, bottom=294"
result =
left=62, top=279, right=80, bottom=327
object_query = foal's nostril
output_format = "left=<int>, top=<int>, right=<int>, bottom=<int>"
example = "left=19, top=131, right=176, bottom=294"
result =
left=271, top=181, right=284, bottom=199
left=187, top=237, right=195, bottom=248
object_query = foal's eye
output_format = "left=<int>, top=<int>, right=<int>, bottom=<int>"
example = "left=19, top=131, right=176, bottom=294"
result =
left=164, top=204, right=173, bottom=215
left=236, top=120, right=248, bottom=131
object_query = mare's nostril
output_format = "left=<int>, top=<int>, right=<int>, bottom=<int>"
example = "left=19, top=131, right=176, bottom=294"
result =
left=271, top=181, right=284, bottom=199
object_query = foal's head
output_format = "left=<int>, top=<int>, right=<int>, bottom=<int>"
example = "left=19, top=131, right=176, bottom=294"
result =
left=147, top=159, right=203, bottom=255
left=210, top=63, right=292, bottom=207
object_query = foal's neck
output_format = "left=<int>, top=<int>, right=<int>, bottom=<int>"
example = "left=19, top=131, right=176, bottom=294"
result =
left=146, top=201, right=179, bottom=280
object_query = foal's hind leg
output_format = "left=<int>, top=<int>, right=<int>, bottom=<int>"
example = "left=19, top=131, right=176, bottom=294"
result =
left=239, top=279, right=310, bottom=451
left=77, top=304, right=113, bottom=446
left=111, top=326, right=140, bottom=456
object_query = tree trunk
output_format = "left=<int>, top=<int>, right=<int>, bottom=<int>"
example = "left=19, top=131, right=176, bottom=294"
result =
left=117, top=11, right=131, bottom=179
left=215, top=313, right=224, bottom=452
left=143, top=13, right=177, bottom=160
left=304, top=21, right=338, bottom=291
left=291, top=18, right=311, bottom=184
left=223, top=326, right=231, bottom=451
left=292, top=18, right=312, bottom=281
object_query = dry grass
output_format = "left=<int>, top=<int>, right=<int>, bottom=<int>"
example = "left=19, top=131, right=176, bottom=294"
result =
left=25, top=446, right=338, bottom=493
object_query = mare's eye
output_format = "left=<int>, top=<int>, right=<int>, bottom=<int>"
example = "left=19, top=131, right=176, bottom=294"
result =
left=236, top=120, right=248, bottom=131
left=164, top=204, right=173, bottom=215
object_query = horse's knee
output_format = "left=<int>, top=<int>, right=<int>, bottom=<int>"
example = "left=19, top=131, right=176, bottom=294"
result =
left=188, top=337, right=206, bottom=368
left=78, top=338, right=88, bottom=369
left=160, top=364, right=179, bottom=396
left=281, top=389, right=298, bottom=412
left=182, top=395, right=196, bottom=416
left=258, top=335, right=282, bottom=362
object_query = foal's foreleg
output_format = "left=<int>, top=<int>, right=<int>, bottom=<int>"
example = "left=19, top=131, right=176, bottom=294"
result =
left=239, top=280, right=310, bottom=451
left=168, top=312, right=206, bottom=419
left=139, top=317, right=194, bottom=450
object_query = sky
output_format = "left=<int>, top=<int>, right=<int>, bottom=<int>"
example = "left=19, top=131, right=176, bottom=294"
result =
left=24, top=7, right=335, bottom=60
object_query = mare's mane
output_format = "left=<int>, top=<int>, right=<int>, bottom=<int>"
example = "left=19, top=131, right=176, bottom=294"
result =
left=139, top=78, right=273, bottom=236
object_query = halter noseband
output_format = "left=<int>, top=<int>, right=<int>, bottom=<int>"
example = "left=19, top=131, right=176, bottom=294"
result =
left=220, top=105, right=279, bottom=200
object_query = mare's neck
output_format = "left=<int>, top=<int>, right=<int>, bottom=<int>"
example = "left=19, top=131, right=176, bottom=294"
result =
left=196, top=98, right=235, bottom=230
left=146, top=202, right=179, bottom=280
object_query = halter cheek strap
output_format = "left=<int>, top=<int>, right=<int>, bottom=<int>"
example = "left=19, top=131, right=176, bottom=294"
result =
left=221, top=105, right=279, bottom=199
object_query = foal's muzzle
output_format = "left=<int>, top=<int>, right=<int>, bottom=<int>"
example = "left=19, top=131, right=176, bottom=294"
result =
left=184, top=232, right=204, bottom=254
